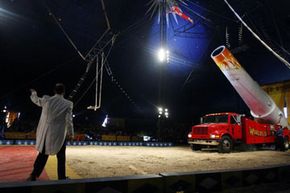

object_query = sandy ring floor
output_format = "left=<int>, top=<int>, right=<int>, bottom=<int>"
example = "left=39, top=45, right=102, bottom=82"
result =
left=66, top=146, right=290, bottom=179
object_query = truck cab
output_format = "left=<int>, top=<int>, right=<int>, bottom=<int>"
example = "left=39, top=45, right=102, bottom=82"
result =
left=187, top=112, right=244, bottom=153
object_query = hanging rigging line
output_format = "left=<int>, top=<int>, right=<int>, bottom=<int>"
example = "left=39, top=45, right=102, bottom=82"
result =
left=101, top=0, right=111, bottom=30
left=74, top=34, right=116, bottom=107
left=46, top=6, right=86, bottom=61
left=87, top=52, right=104, bottom=111
left=69, top=33, right=116, bottom=102
left=44, top=0, right=114, bottom=102
left=224, top=0, right=290, bottom=70
left=95, top=54, right=103, bottom=110
left=45, top=0, right=142, bottom=109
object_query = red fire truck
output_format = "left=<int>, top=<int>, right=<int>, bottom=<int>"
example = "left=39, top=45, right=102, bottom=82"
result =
left=187, top=112, right=290, bottom=153
left=188, top=46, right=290, bottom=153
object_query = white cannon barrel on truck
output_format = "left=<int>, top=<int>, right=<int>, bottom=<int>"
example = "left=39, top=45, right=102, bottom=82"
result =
left=211, top=45, right=288, bottom=128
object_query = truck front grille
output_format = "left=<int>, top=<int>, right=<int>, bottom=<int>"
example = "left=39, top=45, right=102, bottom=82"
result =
left=193, top=127, right=208, bottom=135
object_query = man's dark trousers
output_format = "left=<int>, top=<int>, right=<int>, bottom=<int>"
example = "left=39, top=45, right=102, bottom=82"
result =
left=30, top=141, right=66, bottom=179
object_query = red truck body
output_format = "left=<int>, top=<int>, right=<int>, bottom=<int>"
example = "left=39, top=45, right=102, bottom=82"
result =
left=187, top=112, right=289, bottom=152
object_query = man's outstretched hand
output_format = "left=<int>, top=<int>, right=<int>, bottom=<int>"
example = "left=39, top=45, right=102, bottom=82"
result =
left=30, top=89, right=37, bottom=94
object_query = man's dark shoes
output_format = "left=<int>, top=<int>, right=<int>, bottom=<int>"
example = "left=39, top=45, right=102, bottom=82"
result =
left=26, top=175, right=36, bottom=181
left=59, top=176, right=70, bottom=180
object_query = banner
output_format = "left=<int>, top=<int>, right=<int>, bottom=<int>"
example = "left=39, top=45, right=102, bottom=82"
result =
left=262, top=80, right=290, bottom=125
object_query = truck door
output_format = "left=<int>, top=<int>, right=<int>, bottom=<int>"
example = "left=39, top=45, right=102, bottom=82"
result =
left=230, top=115, right=242, bottom=140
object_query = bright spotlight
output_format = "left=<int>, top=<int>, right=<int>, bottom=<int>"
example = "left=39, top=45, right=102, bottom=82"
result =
left=158, top=48, right=166, bottom=62
left=157, top=106, right=169, bottom=118
left=102, top=114, right=108, bottom=127
left=157, top=48, right=169, bottom=63
left=165, top=112, right=169, bottom=118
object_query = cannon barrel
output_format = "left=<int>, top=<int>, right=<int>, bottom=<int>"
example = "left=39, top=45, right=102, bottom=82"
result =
left=211, top=45, right=288, bottom=128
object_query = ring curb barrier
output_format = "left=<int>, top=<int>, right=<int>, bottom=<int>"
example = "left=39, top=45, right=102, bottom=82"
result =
left=0, top=164, right=289, bottom=193
left=0, top=140, right=174, bottom=147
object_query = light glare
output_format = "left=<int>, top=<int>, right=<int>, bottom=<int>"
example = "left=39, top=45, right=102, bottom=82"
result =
left=158, top=48, right=166, bottom=62
left=284, top=107, right=288, bottom=118
left=157, top=48, right=169, bottom=63
left=102, top=114, right=108, bottom=127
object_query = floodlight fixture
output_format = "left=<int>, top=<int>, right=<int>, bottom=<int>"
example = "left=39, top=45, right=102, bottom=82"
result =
left=157, top=48, right=169, bottom=63
left=158, top=107, right=163, bottom=114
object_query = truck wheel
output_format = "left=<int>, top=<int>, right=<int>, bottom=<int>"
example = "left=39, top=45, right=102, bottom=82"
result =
left=190, top=144, right=201, bottom=151
left=218, top=136, right=232, bottom=153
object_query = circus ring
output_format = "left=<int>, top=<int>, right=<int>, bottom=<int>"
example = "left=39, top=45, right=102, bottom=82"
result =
left=0, top=140, right=290, bottom=193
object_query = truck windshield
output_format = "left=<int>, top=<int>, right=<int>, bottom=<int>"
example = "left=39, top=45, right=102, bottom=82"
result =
left=202, top=115, right=228, bottom=124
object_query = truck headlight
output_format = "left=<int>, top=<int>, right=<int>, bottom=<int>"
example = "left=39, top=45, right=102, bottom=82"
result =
left=210, top=134, right=220, bottom=139
left=188, top=133, right=192, bottom=138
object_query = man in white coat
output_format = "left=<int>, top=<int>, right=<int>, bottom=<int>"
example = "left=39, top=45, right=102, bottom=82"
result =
left=27, top=83, right=74, bottom=181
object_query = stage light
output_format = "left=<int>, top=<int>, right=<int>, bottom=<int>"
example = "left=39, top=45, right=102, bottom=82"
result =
left=102, top=114, right=108, bottom=127
left=166, top=50, right=170, bottom=63
left=2, top=106, right=7, bottom=113
left=284, top=107, right=288, bottom=118
left=157, top=48, right=165, bottom=62
left=143, top=136, right=151, bottom=142
left=164, top=111, right=169, bottom=118
left=157, top=48, right=169, bottom=63
left=157, top=106, right=169, bottom=118
left=158, top=107, right=163, bottom=115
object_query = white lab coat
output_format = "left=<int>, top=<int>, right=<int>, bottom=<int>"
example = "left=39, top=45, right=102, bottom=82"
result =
left=31, top=92, right=74, bottom=155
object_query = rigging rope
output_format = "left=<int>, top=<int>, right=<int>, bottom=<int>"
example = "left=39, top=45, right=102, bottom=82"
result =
left=224, top=0, right=290, bottom=69
left=68, top=60, right=93, bottom=100
left=95, top=54, right=101, bottom=110
left=45, top=1, right=147, bottom=109
left=84, top=29, right=110, bottom=61
left=74, top=35, right=116, bottom=107
left=87, top=52, right=104, bottom=110
left=69, top=33, right=117, bottom=101
left=101, top=0, right=111, bottom=30
left=45, top=0, right=114, bottom=102
left=183, top=0, right=237, bottom=23
left=46, top=6, right=86, bottom=61
left=97, top=53, right=104, bottom=110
